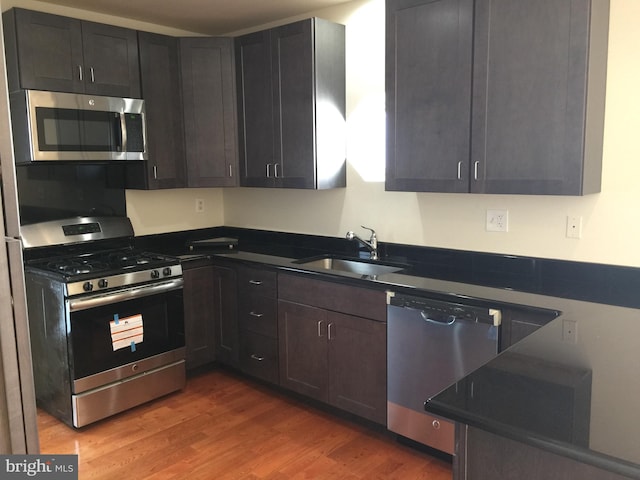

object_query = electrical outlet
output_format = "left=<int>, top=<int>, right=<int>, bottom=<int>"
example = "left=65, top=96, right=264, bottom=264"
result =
left=562, top=319, right=578, bottom=344
left=566, top=215, right=582, bottom=238
left=195, top=198, right=205, bottom=213
left=486, top=209, right=508, bottom=232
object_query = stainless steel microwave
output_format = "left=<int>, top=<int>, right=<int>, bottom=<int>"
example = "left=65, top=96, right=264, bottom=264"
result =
left=9, top=90, right=147, bottom=163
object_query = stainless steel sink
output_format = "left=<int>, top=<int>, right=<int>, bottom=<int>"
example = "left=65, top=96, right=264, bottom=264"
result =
left=294, top=255, right=406, bottom=276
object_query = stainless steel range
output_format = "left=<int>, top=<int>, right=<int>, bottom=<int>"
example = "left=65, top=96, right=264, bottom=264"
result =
left=22, top=216, right=185, bottom=428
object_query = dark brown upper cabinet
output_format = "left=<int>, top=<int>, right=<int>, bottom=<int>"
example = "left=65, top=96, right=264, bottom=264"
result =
left=132, top=32, right=186, bottom=189
left=386, top=0, right=609, bottom=195
left=180, top=37, right=238, bottom=188
left=235, top=18, right=346, bottom=189
left=3, top=8, right=141, bottom=98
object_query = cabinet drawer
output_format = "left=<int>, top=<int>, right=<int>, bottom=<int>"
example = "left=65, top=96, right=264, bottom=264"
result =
left=238, top=296, right=277, bottom=337
left=278, top=273, right=386, bottom=321
left=239, top=331, right=279, bottom=384
left=238, top=266, right=277, bottom=298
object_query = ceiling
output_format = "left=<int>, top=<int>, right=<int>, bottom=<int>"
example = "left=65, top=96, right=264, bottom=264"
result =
left=36, top=0, right=355, bottom=35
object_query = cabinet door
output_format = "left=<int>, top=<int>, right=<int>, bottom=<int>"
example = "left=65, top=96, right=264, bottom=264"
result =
left=461, top=426, right=628, bottom=480
left=212, top=264, right=239, bottom=366
left=471, top=0, right=592, bottom=195
left=136, top=32, right=186, bottom=189
left=183, top=265, right=216, bottom=369
left=180, top=37, right=238, bottom=187
left=271, top=20, right=316, bottom=189
left=81, top=21, right=141, bottom=98
left=385, top=0, right=473, bottom=192
left=327, top=311, right=387, bottom=425
left=236, top=30, right=276, bottom=187
left=5, top=9, right=84, bottom=93
left=278, top=300, right=328, bottom=401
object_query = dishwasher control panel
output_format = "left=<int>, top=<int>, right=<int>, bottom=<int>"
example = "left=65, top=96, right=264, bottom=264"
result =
left=388, top=293, right=501, bottom=325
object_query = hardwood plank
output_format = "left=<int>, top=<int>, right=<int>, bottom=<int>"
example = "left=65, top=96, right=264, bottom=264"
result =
left=37, top=367, right=452, bottom=479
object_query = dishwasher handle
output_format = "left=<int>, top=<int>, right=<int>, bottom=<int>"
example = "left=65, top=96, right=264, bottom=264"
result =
left=420, top=311, right=456, bottom=325
left=419, top=309, right=502, bottom=327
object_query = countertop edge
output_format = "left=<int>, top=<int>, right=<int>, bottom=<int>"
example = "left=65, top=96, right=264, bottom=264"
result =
left=425, top=401, right=640, bottom=479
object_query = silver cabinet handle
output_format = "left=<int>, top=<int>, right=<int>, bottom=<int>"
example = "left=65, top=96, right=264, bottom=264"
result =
left=457, top=161, right=462, bottom=180
left=89, top=66, right=95, bottom=83
left=274, top=163, right=280, bottom=178
left=78, top=65, right=83, bottom=81
left=153, top=165, right=158, bottom=179
left=266, top=163, right=271, bottom=178
left=229, top=164, right=233, bottom=177
left=473, top=161, right=479, bottom=180
left=248, top=280, right=262, bottom=285
left=317, top=320, right=324, bottom=337
left=249, top=311, right=263, bottom=318
left=328, top=323, right=334, bottom=340
left=250, top=354, right=264, bottom=361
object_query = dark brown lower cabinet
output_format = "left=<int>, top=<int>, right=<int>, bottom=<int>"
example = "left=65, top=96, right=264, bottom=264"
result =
left=211, top=264, right=239, bottom=367
left=237, top=265, right=279, bottom=384
left=278, top=300, right=328, bottom=399
left=183, top=264, right=216, bottom=369
left=278, top=298, right=387, bottom=425
left=459, top=426, right=631, bottom=480
left=327, top=310, right=387, bottom=423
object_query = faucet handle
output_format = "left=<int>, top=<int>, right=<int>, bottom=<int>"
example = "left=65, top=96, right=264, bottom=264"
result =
left=360, top=225, right=376, bottom=240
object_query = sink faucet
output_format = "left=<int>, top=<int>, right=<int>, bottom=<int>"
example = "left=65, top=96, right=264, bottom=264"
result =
left=346, top=226, right=378, bottom=260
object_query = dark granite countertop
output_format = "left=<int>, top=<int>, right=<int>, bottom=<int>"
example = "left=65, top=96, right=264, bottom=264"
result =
left=136, top=227, right=640, bottom=478
left=212, top=251, right=640, bottom=479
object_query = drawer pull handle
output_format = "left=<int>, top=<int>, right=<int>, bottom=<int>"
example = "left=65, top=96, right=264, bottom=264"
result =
left=432, top=420, right=441, bottom=430
left=250, top=354, right=264, bottom=361
left=249, top=280, right=263, bottom=285
left=249, top=311, right=263, bottom=318
left=328, top=323, right=334, bottom=340
left=317, top=320, right=324, bottom=337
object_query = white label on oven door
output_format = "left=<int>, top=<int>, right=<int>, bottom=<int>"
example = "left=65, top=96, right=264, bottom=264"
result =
left=110, top=313, right=144, bottom=351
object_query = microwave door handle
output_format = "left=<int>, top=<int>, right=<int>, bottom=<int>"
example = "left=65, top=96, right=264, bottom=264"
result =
left=117, top=112, right=126, bottom=152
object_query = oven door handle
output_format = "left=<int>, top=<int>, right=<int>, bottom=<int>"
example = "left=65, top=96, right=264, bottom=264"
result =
left=67, top=279, right=184, bottom=312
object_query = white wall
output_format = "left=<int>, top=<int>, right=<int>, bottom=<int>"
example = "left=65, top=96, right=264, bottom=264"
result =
left=4, top=0, right=640, bottom=267
left=224, top=0, right=640, bottom=267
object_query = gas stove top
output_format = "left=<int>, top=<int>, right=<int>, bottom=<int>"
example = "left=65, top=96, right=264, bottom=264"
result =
left=25, top=247, right=183, bottom=297
left=21, top=216, right=182, bottom=297
left=28, top=249, right=179, bottom=279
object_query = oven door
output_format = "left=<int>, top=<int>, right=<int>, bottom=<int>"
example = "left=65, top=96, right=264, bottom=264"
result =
left=66, top=279, right=184, bottom=393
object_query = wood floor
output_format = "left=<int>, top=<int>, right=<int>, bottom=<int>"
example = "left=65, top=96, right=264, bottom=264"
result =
left=37, top=367, right=452, bottom=479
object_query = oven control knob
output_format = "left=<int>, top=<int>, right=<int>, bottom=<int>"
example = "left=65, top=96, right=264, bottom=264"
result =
left=83, top=281, right=93, bottom=292
left=162, top=267, right=172, bottom=277
left=98, top=279, right=108, bottom=289
left=151, top=270, right=160, bottom=279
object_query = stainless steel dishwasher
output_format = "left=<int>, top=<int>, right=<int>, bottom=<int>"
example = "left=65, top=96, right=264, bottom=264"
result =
left=387, top=292, right=502, bottom=454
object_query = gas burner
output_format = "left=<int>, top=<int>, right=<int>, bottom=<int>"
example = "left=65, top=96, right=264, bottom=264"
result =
left=107, top=251, right=158, bottom=269
left=47, top=259, right=108, bottom=276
